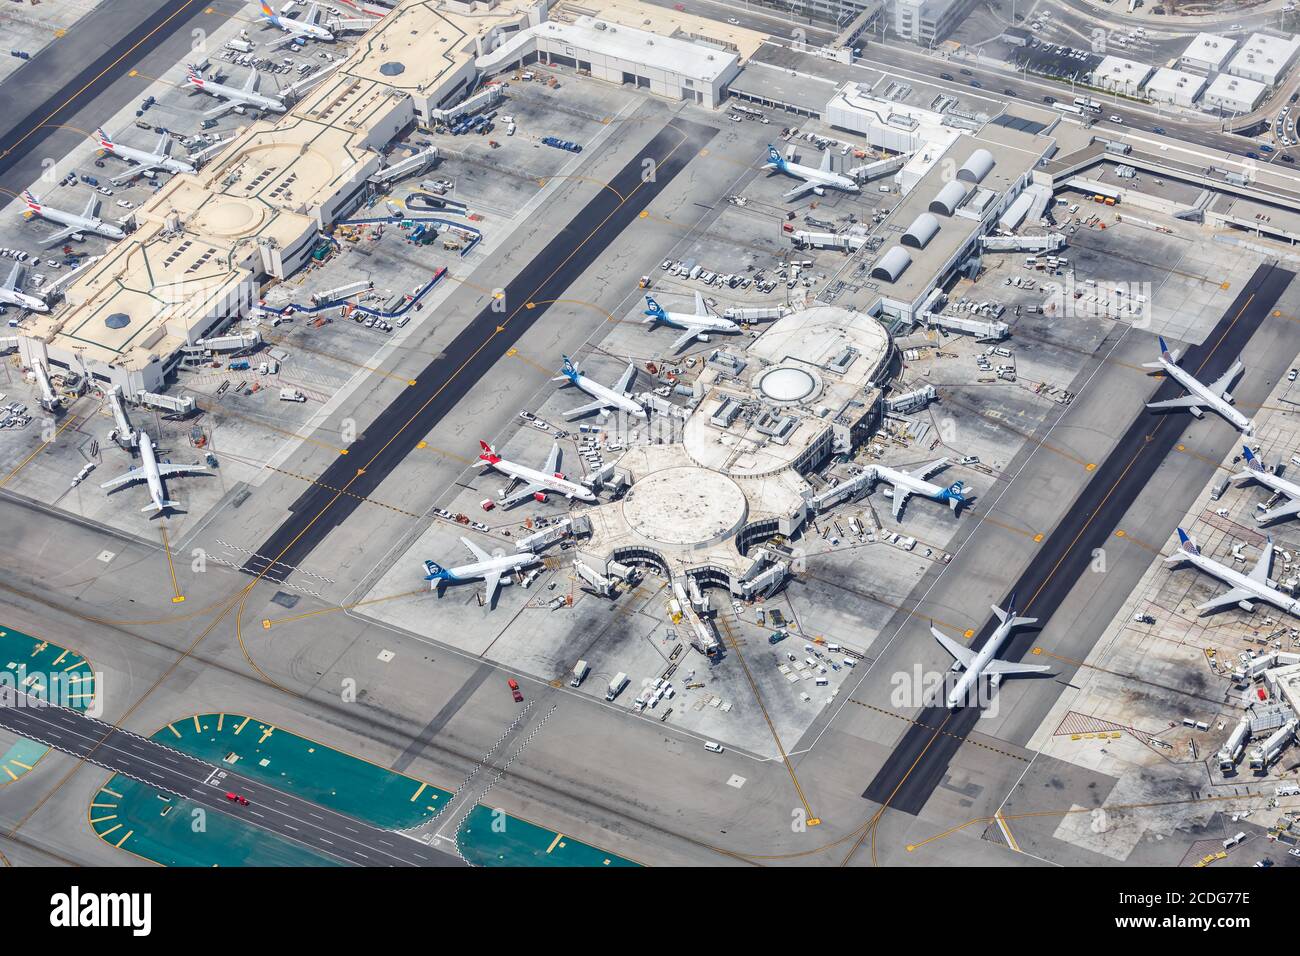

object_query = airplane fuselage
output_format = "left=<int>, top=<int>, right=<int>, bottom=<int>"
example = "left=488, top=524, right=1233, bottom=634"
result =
left=1171, top=549, right=1300, bottom=616
left=947, top=620, right=1013, bottom=709
left=435, top=552, right=538, bottom=587
left=0, top=285, right=47, bottom=313
left=99, top=139, right=195, bottom=176
left=137, top=434, right=169, bottom=513
left=1158, top=357, right=1253, bottom=433
left=479, top=457, right=596, bottom=503
left=24, top=197, right=125, bottom=242
left=872, top=464, right=944, bottom=502
left=568, top=369, right=644, bottom=418
left=187, top=72, right=286, bottom=113
left=656, top=308, right=737, bottom=336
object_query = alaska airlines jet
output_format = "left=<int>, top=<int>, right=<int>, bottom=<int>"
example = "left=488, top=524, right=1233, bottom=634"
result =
left=423, top=538, right=540, bottom=608
left=1144, top=336, right=1253, bottom=435
left=95, top=127, right=196, bottom=184
left=21, top=190, right=125, bottom=246
left=930, top=594, right=1050, bottom=709
left=1233, top=446, right=1300, bottom=526
left=1166, top=527, right=1300, bottom=617
left=477, top=440, right=597, bottom=508
left=259, top=1, right=334, bottom=48
left=642, top=293, right=738, bottom=352
left=762, top=144, right=860, bottom=201
left=0, top=263, right=47, bottom=313
left=99, top=431, right=207, bottom=514
left=185, top=64, right=287, bottom=118
left=870, top=459, right=972, bottom=521
left=553, top=355, right=645, bottom=420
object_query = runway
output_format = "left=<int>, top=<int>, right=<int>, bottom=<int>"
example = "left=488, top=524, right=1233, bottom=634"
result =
left=863, top=262, right=1295, bottom=816
left=0, top=686, right=463, bottom=867
left=244, top=116, right=717, bottom=582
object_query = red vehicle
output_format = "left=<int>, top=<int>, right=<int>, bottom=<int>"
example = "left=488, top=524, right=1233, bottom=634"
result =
left=224, top=792, right=250, bottom=806
left=508, top=678, right=524, bottom=703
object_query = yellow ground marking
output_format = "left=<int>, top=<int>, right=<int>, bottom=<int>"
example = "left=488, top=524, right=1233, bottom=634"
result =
left=258, top=725, right=275, bottom=744
left=90, top=801, right=116, bottom=809
left=0, top=411, right=84, bottom=491
left=262, top=587, right=427, bottom=631
left=546, top=832, right=564, bottom=854
left=161, top=528, right=185, bottom=604
left=100, top=824, right=121, bottom=839
left=115, top=829, right=133, bottom=848
left=411, top=782, right=426, bottom=803
left=196, top=402, right=346, bottom=453
left=263, top=334, right=417, bottom=385
left=10, top=760, right=33, bottom=771
left=2, top=768, right=16, bottom=782
left=234, top=717, right=250, bottom=735
left=88, top=814, right=117, bottom=824
left=166, top=724, right=180, bottom=738
left=192, top=715, right=202, bottom=734
left=217, top=713, right=224, bottom=732
left=102, top=787, right=123, bottom=799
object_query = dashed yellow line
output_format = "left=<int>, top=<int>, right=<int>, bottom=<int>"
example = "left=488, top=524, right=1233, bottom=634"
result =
left=846, top=699, right=1030, bottom=762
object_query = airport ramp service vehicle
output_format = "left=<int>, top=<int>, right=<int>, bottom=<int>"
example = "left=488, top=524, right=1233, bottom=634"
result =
left=1144, top=335, right=1253, bottom=434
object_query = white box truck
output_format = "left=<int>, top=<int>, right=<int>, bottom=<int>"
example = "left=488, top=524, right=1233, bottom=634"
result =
left=279, top=388, right=306, bottom=402
left=570, top=660, right=589, bottom=688
left=606, top=672, right=628, bottom=701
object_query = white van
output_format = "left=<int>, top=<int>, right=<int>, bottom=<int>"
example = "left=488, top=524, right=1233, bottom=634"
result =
left=703, top=741, right=723, bottom=753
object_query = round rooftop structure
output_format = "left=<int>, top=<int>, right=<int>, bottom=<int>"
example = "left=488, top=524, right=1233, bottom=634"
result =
left=757, top=365, right=819, bottom=404
left=104, top=313, right=130, bottom=330
left=379, top=61, right=405, bottom=76
left=621, top=466, right=749, bottom=550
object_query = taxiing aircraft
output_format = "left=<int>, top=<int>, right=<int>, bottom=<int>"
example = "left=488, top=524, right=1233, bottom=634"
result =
left=21, top=190, right=125, bottom=246
left=476, top=440, right=597, bottom=508
left=1166, top=527, right=1300, bottom=617
left=762, top=144, right=860, bottom=201
left=95, top=127, right=196, bottom=184
left=423, top=538, right=540, bottom=608
left=259, top=1, right=334, bottom=49
left=185, top=64, right=288, bottom=118
left=553, top=355, right=645, bottom=420
left=870, top=459, right=972, bottom=521
left=99, top=431, right=208, bottom=513
left=1233, top=446, right=1300, bottom=526
left=930, top=593, right=1050, bottom=709
left=642, top=293, right=738, bottom=352
left=0, top=262, right=47, bottom=313
left=1143, top=336, right=1253, bottom=435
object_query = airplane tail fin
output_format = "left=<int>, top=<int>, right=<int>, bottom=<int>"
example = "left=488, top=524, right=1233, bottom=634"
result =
left=21, top=190, right=39, bottom=211
left=642, top=295, right=664, bottom=323
left=1175, top=527, right=1200, bottom=557
left=477, top=440, right=500, bottom=464
left=95, top=128, right=111, bottom=147
left=1142, top=336, right=1180, bottom=369
left=991, top=591, right=1037, bottom=629
left=765, top=144, right=783, bottom=168
left=559, top=355, right=579, bottom=382
left=941, top=480, right=970, bottom=513
left=260, top=0, right=279, bottom=22
left=1242, top=446, right=1266, bottom=473
left=423, top=560, right=449, bottom=581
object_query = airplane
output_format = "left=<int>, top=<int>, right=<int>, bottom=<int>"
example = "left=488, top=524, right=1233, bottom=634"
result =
left=1143, top=336, right=1253, bottom=435
left=185, top=63, right=287, bottom=118
left=553, top=355, right=645, bottom=420
left=422, top=538, right=541, bottom=608
left=1233, top=446, right=1300, bottom=526
left=476, top=440, right=597, bottom=508
left=762, top=144, right=860, bottom=202
left=94, top=127, right=196, bottom=184
left=642, top=293, right=738, bottom=352
left=258, top=1, right=334, bottom=49
left=930, top=593, right=1051, bottom=709
left=869, top=459, right=972, bottom=521
left=107, top=385, right=138, bottom=448
left=99, top=430, right=208, bottom=513
left=1166, top=527, right=1300, bottom=617
left=0, top=262, right=48, bottom=313
left=21, top=190, right=126, bottom=246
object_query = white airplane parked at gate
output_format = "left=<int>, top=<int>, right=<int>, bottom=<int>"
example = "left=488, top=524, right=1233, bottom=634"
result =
left=1233, top=446, right=1300, bottom=526
left=870, top=459, right=973, bottom=521
left=553, top=355, right=645, bottom=420
left=423, top=538, right=541, bottom=608
left=99, top=431, right=208, bottom=514
left=930, top=593, right=1051, bottom=709
left=762, top=144, right=860, bottom=202
left=476, top=440, right=597, bottom=508
left=0, top=262, right=47, bottom=312
left=258, top=1, right=335, bottom=49
left=185, top=64, right=288, bottom=118
left=95, top=127, right=196, bottom=184
left=1143, top=336, right=1253, bottom=435
left=1166, top=527, right=1300, bottom=617
left=21, top=190, right=125, bottom=246
left=642, top=293, right=738, bottom=352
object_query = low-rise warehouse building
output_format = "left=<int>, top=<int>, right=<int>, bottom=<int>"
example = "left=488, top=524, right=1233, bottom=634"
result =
left=1179, top=32, right=1236, bottom=75
left=1144, top=67, right=1206, bottom=109
left=1204, top=72, right=1268, bottom=114
left=1227, top=32, right=1300, bottom=87
left=1090, top=55, right=1152, bottom=96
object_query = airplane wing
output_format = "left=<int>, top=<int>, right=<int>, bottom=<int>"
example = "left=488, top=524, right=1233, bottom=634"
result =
left=153, top=463, right=207, bottom=479
left=40, top=227, right=79, bottom=247
left=613, top=362, right=636, bottom=395
left=99, top=468, right=144, bottom=490
left=782, top=180, right=817, bottom=202
left=984, top=658, right=1053, bottom=676
left=3, top=262, right=18, bottom=292
left=244, top=70, right=260, bottom=93
left=1257, top=497, right=1300, bottom=525
left=500, top=483, right=543, bottom=508
left=930, top=626, right=976, bottom=668
left=562, top=398, right=611, bottom=420
left=670, top=326, right=702, bottom=351
left=110, top=164, right=158, bottom=186
left=543, top=443, right=561, bottom=476
left=911, top=458, right=949, bottom=482
left=1249, top=540, right=1274, bottom=584
left=1195, top=588, right=1257, bottom=615
left=692, top=291, right=708, bottom=316
left=1146, top=396, right=1204, bottom=412
left=460, top=536, right=490, bottom=563
left=266, top=32, right=296, bottom=51
left=203, top=100, right=236, bottom=119
left=81, top=194, right=98, bottom=219
left=1207, top=360, right=1245, bottom=399
left=891, top=489, right=911, bottom=520
left=819, top=150, right=832, bottom=172
left=481, top=569, right=503, bottom=605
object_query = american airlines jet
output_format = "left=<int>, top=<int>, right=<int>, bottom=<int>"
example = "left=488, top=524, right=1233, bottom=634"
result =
left=476, top=440, right=597, bottom=508
left=95, top=127, right=196, bottom=184
left=21, top=190, right=125, bottom=246
left=259, top=1, right=334, bottom=48
left=762, top=144, right=860, bottom=201
left=930, top=593, right=1051, bottom=709
left=1166, top=527, right=1300, bottom=617
left=1233, top=446, right=1300, bottom=526
left=0, top=262, right=47, bottom=312
left=553, top=355, right=645, bottom=420
left=870, top=459, right=972, bottom=521
left=642, top=293, right=738, bottom=352
left=423, top=538, right=541, bottom=608
left=99, top=431, right=208, bottom=513
left=1144, top=336, right=1253, bottom=434
left=185, top=64, right=287, bottom=118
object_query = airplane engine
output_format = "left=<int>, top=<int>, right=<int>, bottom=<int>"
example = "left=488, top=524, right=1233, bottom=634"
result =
left=533, top=491, right=548, bottom=503
left=1189, top=407, right=1205, bottom=419
left=697, top=334, right=711, bottom=343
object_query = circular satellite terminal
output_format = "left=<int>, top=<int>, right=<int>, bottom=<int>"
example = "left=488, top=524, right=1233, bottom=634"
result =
left=621, top=466, right=748, bottom=550
left=104, top=313, right=130, bottom=330
left=379, top=62, right=405, bottom=76
left=758, top=366, right=817, bottom=404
